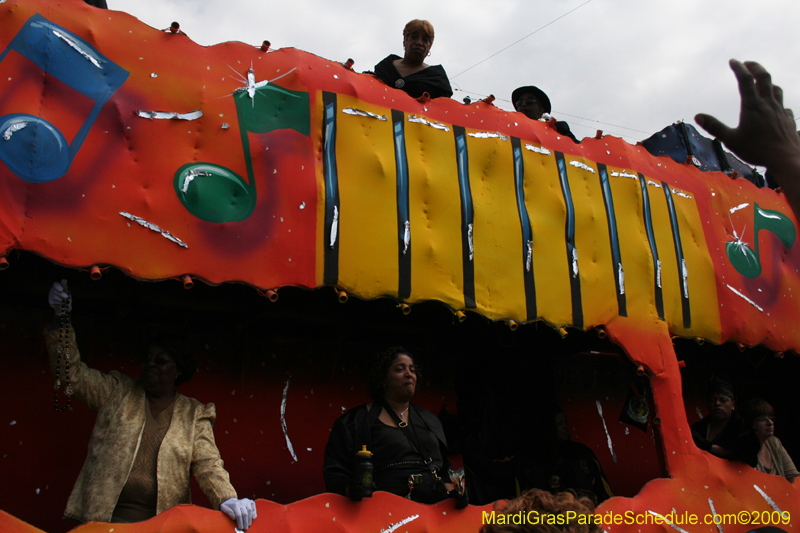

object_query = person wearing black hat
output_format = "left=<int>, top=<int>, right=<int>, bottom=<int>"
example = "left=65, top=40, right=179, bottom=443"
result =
left=512, top=85, right=579, bottom=143
left=690, top=377, right=759, bottom=466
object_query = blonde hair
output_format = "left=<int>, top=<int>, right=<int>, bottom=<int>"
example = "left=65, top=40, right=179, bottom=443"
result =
left=403, top=19, right=435, bottom=41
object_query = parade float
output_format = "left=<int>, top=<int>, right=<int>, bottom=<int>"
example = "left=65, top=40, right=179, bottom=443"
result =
left=0, top=0, right=798, bottom=532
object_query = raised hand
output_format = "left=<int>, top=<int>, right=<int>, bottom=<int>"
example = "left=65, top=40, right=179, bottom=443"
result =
left=695, top=60, right=800, bottom=214
left=48, top=279, right=71, bottom=316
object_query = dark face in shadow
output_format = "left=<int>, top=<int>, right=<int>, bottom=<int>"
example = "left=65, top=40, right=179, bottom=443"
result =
left=515, top=92, right=545, bottom=120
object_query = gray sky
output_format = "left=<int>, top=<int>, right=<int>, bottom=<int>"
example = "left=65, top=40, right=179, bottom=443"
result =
left=114, top=0, right=800, bottom=144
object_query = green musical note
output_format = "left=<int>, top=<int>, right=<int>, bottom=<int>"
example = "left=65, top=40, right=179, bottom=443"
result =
left=726, top=203, right=795, bottom=278
left=174, top=81, right=309, bottom=223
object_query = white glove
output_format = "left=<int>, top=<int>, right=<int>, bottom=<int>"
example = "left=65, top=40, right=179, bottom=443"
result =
left=221, top=497, right=257, bottom=531
left=48, top=280, right=71, bottom=316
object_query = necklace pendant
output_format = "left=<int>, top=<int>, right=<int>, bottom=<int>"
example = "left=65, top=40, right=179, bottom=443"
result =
left=399, top=421, right=408, bottom=428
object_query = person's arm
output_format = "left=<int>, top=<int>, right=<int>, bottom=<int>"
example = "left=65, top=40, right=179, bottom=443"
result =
left=323, top=417, right=356, bottom=496
left=695, top=59, right=800, bottom=214
left=772, top=440, right=799, bottom=481
left=189, top=403, right=256, bottom=529
left=190, top=403, right=237, bottom=506
left=45, top=280, right=123, bottom=410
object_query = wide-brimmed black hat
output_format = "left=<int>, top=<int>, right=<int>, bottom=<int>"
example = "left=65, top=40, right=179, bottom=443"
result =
left=511, top=86, right=552, bottom=114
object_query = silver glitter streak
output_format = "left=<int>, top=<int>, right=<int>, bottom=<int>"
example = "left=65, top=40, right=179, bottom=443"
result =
left=342, top=107, right=387, bottom=121
left=2, top=121, right=26, bottom=141
left=181, top=169, right=211, bottom=193
left=408, top=115, right=450, bottom=131
left=52, top=30, right=102, bottom=69
left=647, top=180, right=662, bottom=188
left=596, top=400, right=617, bottom=463
left=468, top=131, right=509, bottom=141
left=671, top=188, right=693, bottom=200
left=646, top=511, right=691, bottom=533
left=526, top=240, right=533, bottom=272
left=569, top=161, right=596, bottom=173
left=281, top=377, right=298, bottom=462
left=681, top=259, right=689, bottom=298
left=467, top=223, right=474, bottom=261
left=730, top=203, right=750, bottom=214
left=656, top=260, right=662, bottom=288
left=381, top=515, right=420, bottom=533
left=571, top=248, right=579, bottom=278
left=708, top=499, right=724, bottom=533
left=330, top=206, right=339, bottom=248
left=618, top=264, right=625, bottom=295
left=726, top=284, right=764, bottom=312
left=136, top=109, right=202, bottom=120
left=611, top=170, right=637, bottom=179
left=524, top=144, right=551, bottom=156
left=403, top=220, right=410, bottom=255
left=119, top=212, right=188, bottom=248
left=754, top=485, right=784, bottom=515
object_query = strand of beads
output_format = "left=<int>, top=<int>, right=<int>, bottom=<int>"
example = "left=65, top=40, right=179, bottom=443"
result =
left=54, top=292, right=72, bottom=412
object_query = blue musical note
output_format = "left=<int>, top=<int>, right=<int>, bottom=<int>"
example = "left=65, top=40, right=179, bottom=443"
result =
left=0, top=14, right=129, bottom=183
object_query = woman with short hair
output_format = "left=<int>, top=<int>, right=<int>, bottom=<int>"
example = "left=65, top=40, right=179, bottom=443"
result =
left=743, top=398, right=798, bottom=481
left=45, top=280, right=256, bottom=529
left=373, top=19, right=453, bottom=99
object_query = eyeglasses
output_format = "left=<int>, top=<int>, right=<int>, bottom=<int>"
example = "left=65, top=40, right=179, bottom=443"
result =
left=515, top=99, right=540, bottom=108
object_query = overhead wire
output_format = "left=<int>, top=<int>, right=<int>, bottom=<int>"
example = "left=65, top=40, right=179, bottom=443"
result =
left=448, top=0, right=653, bottom=140
left=450, top=0, right=595, bottom=80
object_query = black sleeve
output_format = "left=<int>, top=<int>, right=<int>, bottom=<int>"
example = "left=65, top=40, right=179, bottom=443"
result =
left=555, top=121, right=580, bottom=144
left=731, top=430, right=761, bottom=467
left=323, top=417, right=355, bottom=495
left=373, top=56, right=398, bottom=88
left=83, top=0, right=108, bottom=8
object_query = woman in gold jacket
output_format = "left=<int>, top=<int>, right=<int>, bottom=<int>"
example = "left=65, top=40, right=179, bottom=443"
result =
left=46, top=280, right=257, bottom=529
